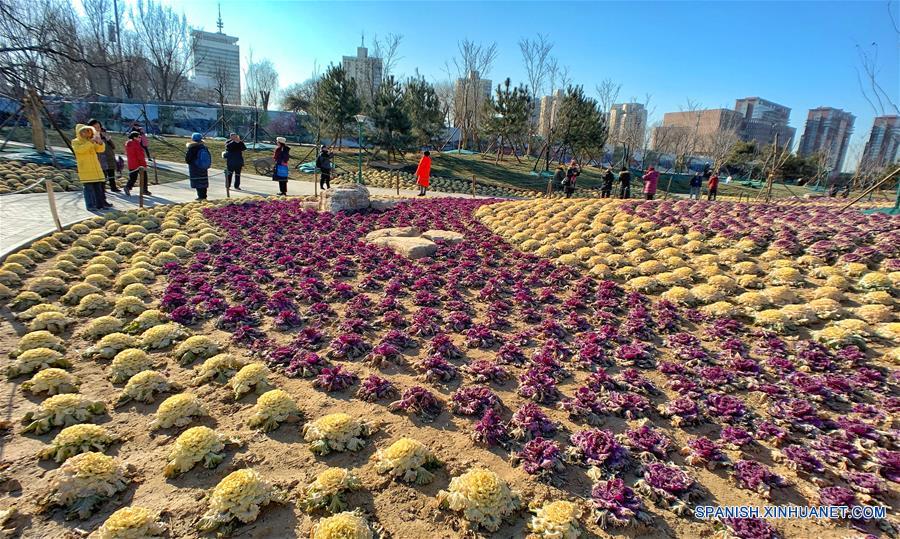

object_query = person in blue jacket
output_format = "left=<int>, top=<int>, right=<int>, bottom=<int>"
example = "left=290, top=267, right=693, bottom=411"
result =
left=185, top=132, right=211, bottom=200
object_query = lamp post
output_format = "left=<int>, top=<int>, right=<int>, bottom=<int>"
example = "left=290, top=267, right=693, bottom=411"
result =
left=354, top=114, right=367, bottom=184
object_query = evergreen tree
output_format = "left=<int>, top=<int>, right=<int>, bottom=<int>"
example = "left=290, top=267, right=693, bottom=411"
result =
left=403, top=77, right=444, bottom=149
left=370, top=76, right=412, bottom=162
left=316, top=65, right=361, bottom=149
left=482, top=78, right=532, bottom=162
left=555, top=85, right=608, bottom=164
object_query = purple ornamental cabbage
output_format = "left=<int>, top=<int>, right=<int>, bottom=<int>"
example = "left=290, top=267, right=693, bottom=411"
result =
left=818, top=486, right=856, bottom=508
left=366, top=342, right=401, bottom=367
left=410, top=307, right=442, bottom=336
left=496, top=343, right=527, bottom=365
left=602, top=391, right=651, bottom=419
left=842, top=471, right=887, bottom=498
left=517, top=367, right=560, bottom=403
left=559, top=386, right=605, bottom=426
left=471, top=408, right=510, bottom=447
left=591, top=478, right=652, bottom=529
left=293, top=326, right=326, bottom=350
left=450, top=385, right=500, bottom=416
left=313, top=365, right=359, bottom=392
left=614, top=342, right=654, bottom=369
left=811, top=433, right=863, bottom=466
left=867, top=449, right=900, bottom=483
left=379, top=329, right=415, bottom=350
left=388, top=386, right=442, bottom=421
left=509, top=403, right=557, bottom=441
left=415, top=354, right=458, bottom=383
left=634, top=462, right=699, bottom=516
left=445, top=310, right=473, bottom=332
left=285, top=352, right=330, bottom=378
left=774, top=445, right=825, bottom=483
left=273, top=309, right=304, bottom=330
left=464, top=324, right=497, bottom=349
left=681, top=437, right=728, bottom=469
left=427, top=333, right=463, bottom=359
left=620, top=425, right=672, bottom=461
left=731, top=460, right=787, bottom=499
left=338, top=317, right=373, bottom=334
left=216, top=305, right=259, bottom=330
left=705, top=393, right=747, bottom=424
left=658, top=396, right=704, bottom=427
left=719, top=518, right=780, bottom=539
left=511, top=437, right=564, bottom=481
left=719, top=426, right=754, bottom=449
left=566, top=429, right=628, bottom=470
left=463, top=360, right=510, bottom=384
left=616, top=369, right=660, bottom=395
left=327, top=332, right=370, bottom=360
left=356, top=374, right=397, bottom=402
left=379, top=309, right=407, bottom=329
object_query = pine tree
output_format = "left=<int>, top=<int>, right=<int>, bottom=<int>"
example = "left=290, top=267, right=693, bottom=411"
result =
left=403, top=77, right=444, bottom=149
left=555, top=85, right=608, bottom=164
left=370, top=76, right=412, bottom=163
left=316, top=65, right=361, bottom=149
left=483, top=78, right=532, bottom=162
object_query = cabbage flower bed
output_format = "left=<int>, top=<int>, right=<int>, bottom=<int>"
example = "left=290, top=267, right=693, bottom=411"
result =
left=0, top=195, right=896, bottom=538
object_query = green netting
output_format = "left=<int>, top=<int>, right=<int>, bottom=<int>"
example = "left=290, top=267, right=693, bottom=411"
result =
left=0, top=148, right=76, bottom=168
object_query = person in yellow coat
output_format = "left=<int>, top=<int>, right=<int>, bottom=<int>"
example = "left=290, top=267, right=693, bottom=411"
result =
left=72, top=124, right=111, bottom=210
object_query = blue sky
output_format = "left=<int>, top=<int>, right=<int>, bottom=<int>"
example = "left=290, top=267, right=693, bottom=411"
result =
left=148, top=0, right=898, bottom=171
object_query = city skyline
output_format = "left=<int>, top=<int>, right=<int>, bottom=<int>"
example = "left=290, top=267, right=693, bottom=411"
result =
left=107, top=1, right=898, bottom=172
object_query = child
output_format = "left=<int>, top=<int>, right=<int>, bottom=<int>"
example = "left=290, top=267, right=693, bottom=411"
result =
left=72, top=124, right=110, bottom=210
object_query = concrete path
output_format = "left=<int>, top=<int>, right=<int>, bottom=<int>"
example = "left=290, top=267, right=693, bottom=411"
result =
left=0, top=158, right=483, bottom=259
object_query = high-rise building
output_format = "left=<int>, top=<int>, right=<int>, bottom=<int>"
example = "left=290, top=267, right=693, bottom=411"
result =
left=190, top=9, right=240, bottom=104
left=734, top=97, right=796, bottom=147
left=537, top=89, right=564, bottom=138
left=861, top=115, right=900, bottom=170
left=452, top=70, right=492, bottom=129
left=608, top=102, right=648, bottom=146
left=342, top=45, right=383, bottom=106
left=798, top=107, right=855, bottom=174
left=651, top=108, right=744, bottom=154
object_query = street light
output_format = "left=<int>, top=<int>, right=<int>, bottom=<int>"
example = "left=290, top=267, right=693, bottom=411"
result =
left=354, top=114, right=367, bottom=184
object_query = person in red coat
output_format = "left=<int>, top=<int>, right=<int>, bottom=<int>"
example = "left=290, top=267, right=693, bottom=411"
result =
left=707, top=172, right=719, bottom=201
left=415, top=150, right=431, bottom=196
left=123, top=131, right=151, bottom=197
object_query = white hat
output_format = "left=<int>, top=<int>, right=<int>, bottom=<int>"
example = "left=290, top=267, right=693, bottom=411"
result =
left=276, top=137, right=286, bottom=144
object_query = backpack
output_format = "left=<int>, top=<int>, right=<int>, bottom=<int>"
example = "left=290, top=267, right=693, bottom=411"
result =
left=194, top=146, right=211, bottom=170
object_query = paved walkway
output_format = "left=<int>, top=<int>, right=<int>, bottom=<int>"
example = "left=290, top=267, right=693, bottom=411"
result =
left=0, top=158, right=482, bottom=259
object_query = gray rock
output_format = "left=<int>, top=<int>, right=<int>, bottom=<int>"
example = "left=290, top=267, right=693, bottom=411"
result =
left=365, top=226, right=423, bottom=242
left=370, top=236, right=438, bottom=259
left=422, top=229, right=465, bottom=244
left=369, top=199, right=401, bottom=212
left=319, top=184, right=371, bottom=212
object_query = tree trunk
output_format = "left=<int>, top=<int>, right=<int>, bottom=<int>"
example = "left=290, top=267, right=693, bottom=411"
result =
left=26, top=93, right=45, bottom=153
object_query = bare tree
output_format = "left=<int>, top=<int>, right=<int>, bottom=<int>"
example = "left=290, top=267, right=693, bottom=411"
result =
left=706, top=126, right=741, bottom=172
left=433, top=80, right=454, bottom=129
left=372, top=33, right=403, bottom=79
left=618, top=93, right=653, bottom=168
left=595, top=78, right=622, bottom=117
left=132, top=0, right=193, bottom=102
left=519, top=34, right=553, bottom=155
left=244, top=54, right=279, bottom=111
left=448, top=39, right=498, bottom=150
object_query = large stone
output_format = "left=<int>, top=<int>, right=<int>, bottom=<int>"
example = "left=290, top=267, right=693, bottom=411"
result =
left=422, top=229, right=465, bottom=244
left=369, top=199, right=401, bottom=212
left=370, top=236, right=438, bottom=259
left=319, top=184, right=371, bottom=213
left=365, top=226, right=422, bottom=242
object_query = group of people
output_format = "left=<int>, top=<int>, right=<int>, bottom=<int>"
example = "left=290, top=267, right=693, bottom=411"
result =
left=73, top=119, right=152, bottom=211
left=184, top=132, right=293, bottom=200
left=690, top=170, right=720, bottom=200
left=549, top=161, right=724, bottom=201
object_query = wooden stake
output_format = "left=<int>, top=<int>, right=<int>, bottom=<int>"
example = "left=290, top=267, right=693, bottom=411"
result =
left=395, top=171, right=399, bottom=196
left=44, top=178, right=62, bottom=232
left=472, top=175, right=476, bottom=198
left=663, top=175, right=673, bottom=200
left=839, top=166, right=900, bottom=212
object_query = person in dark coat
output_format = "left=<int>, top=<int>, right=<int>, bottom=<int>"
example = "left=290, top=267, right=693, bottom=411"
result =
left=618, top=167, right=632, bottom=199
left=224, top=133, right=246, bottom=190
left=272, top=136, right=290, bottom=195
left=315, top=146, right=333, bottom=190
left=185, top=132, right=211, bottom=200
left=88, top=119, right=120, bottom=193
left=601, top=167, right=615, bottom=198
left=689, top=171, right=703, bottom=199
left=551, top=165, right=565, bottom=195
left=564, top=160, right=580, bottom=198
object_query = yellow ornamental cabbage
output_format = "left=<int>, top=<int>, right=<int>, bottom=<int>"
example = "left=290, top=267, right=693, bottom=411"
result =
left=81, top=316, right=123, bottom=340
left=82, top=264, right=113, bottom=278
left=810, top=265, right=840, bottom=279
left=164, top=426, right=234, bottom=477
left=109, top=349, right=153, bottom=384
left=92, top=506, right=166, bottom=539
left=625, top=276, right=658, bottom=294
left=527, top=500, right=583, bottom=539
left=87, top=255, right=118, bottom=270
left=734, top=291, right=769, bottom=311
left=861, top=290, right=893, bottom=306
left=60, top=282, right=102, bottom=305
left=701, top=301, right=739, bottom=318
left=696, top=264, right=723, bottom=279
left=857, top=272, right=892, bottom=292
left=556, top=254, right=580, bottom=267
left=44, top=452, right=129, bottom=519
left=312, top=511, right=373, bottom=539
left=637, top=260, right=666, bottom=276
left=117, top=370, right=174, bottom=405
left=195, top=353, right=246, bottom=384
left=824, top=275, right=851, bottom=290
left=613, top=266, right=639, bottom=280
left=779, top=304, right=817, bottom=327
left=123, top=309, right=166, bottom=334
left=854, top=304, right=894, bottom=324
left=29, top=310, right=71, bottom=334
left=173, top=335, right=222, bottom=365
left=27, top=276, right=67, bottom=296
left=150, top=393, right=208, bottom=429
left=807, top=298, right=844, bottom=320
left=7, top=347, right=69, bottom=377
left=811, top=286, right=844, bottom=302
left=140, top=322, right=189, bottom=350
left=717, top=248, right=745, bottom=264
left=74, top=293, right=112, bottom=316
left=302, top=413, right=372, bottom=455
left=84, top=273, right=113, bottom=289
left=689, top=284, right=723, bottom=304
left=112, top=295, right=148, bottom=317
left=22, top=394, right=106, bottom=434
left=230, top=363, right=272, bottom=399
left=732, top=261, right=761, bottom=275
left=198, top=469, right=279, bottom=532
left=754, top=309, right=793, bottom=334
left=767, top=267, right=804, bottom=286
left=875, top=322, right=900, bottom=342
left=6, top=252, right=36, bottom=268
left=300, top=467, right=361, bottom=513
left=437, top=468, right=520, bottom=532
left=247, top=389, right=300, bottom=432
left=626, top=249, right=652, bottom=265
left=761, top=286, right=798, bottom=306
left=816, top=322, right=868, bottom=349
left=121, top=283, right=150, bottom=299
left=13, top=330, right=65, bottom=356
left=672, top=267, right=696, bottom=282
left=10, top=291, right=44, bottom=311
left=373, top=437, right=440, bottom=485
left=40, top=424, right=117, bottom=462
left=660, top=286, right=694, bottom=306
left=842, top=262, right=869, bottom=278
left=83, top=332, right=140, bottom=360
left=707, top=275, right=739, bottom=293
left=22, top=368, right=79, bottom=395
